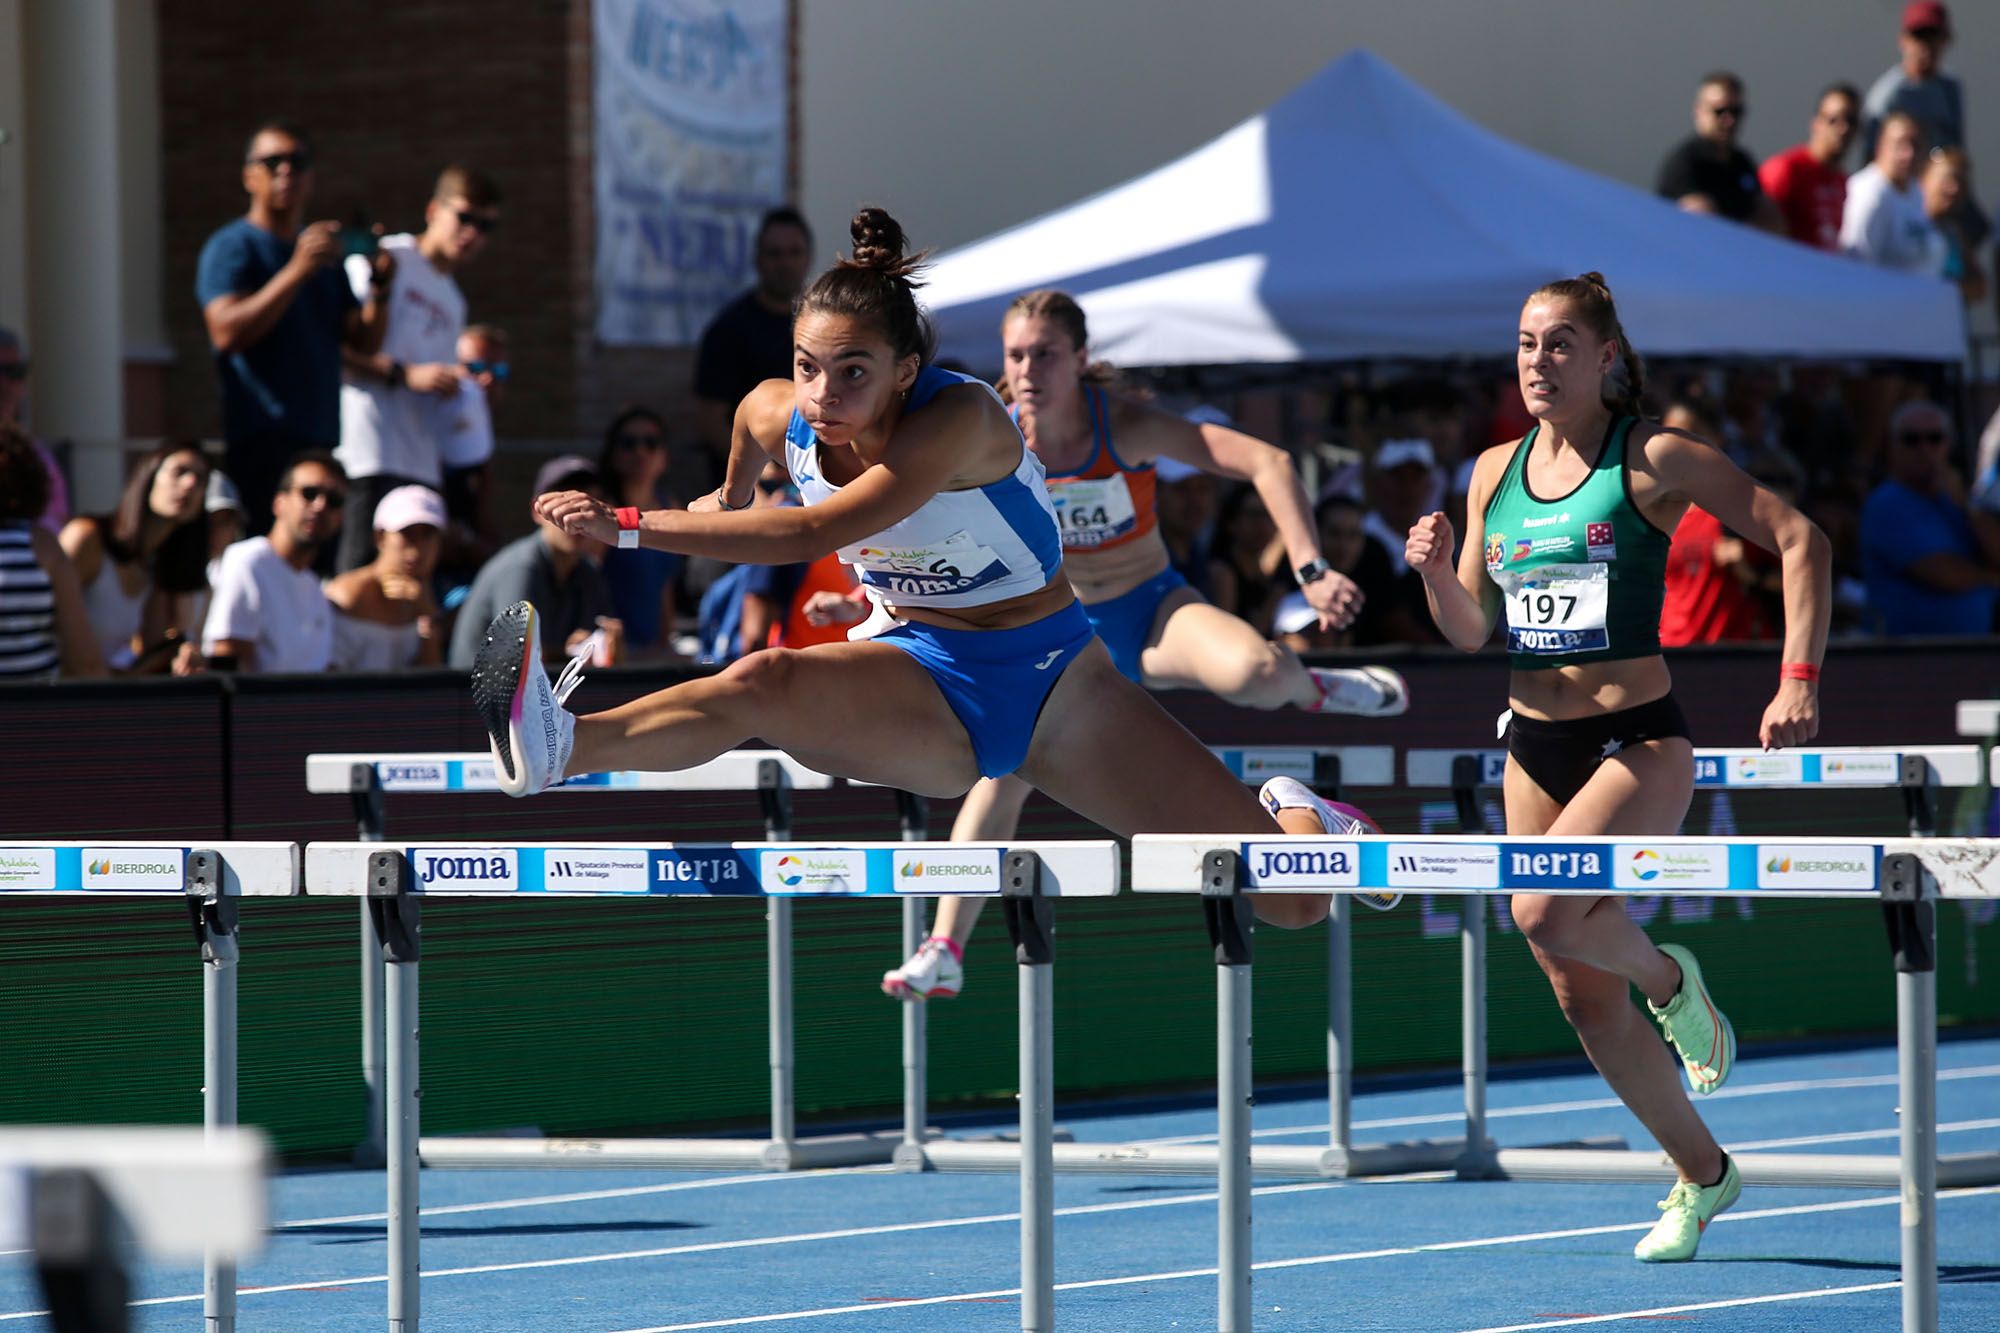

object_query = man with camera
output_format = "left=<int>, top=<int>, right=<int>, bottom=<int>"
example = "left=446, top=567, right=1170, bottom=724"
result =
left=197, top=122, right=393, bottom=533
left=333, top=165, right=503, bottom=571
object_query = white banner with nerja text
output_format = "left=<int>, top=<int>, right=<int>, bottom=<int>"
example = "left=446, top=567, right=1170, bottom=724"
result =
left=594, top=0, right=790, bottom=346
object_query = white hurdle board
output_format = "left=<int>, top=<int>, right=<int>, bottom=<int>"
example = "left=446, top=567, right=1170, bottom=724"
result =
left=306, top=749, right=838, bottom=794
left=304, top=837, right=1118, bottom=1333
left=1957, top=699, right=2000, bottom=737
left=1132, top=831, right=1999, bottom=1333
left=0, top=1126, right=270, bottom=1262
left=0, top=842, right=294, bottom=1333
left=1405, top=744, right=1986, bottom=790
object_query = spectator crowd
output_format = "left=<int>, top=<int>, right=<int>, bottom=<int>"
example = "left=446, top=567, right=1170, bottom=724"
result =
left=2, top=2, right=1997, bottom=685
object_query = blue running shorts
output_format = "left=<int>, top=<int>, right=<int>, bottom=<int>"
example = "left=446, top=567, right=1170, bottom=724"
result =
left=1081, top=567, right=1188, bottom=682
left=875, top=600, right=1096, bottom=779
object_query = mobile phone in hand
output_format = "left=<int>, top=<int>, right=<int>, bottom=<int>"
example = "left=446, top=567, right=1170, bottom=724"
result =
left=342, top=209, right=378, bottom=261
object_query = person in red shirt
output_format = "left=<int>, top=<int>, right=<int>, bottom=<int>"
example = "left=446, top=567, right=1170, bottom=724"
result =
left=1658, top=401, right=1769, bottom=646
left=1759, top=84, right=1861, bottom=250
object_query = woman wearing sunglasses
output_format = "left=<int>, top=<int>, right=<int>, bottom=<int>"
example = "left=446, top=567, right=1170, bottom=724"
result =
left=597, top=406, right=686, bottom=656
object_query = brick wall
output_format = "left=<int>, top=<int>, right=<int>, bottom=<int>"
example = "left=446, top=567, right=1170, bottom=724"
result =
left=158, top=0, right=701, bottom=471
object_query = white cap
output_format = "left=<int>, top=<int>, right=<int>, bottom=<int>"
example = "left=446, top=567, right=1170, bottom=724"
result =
left=205, top=470, right=243, bottom=514
left=1153, top=455, right=1204, bottom=483
left=372, top=484, right=447, bottom=533
left=1271, top=591, right=1320, bottom=635
left=1374, top=438, right=1436, bottom=471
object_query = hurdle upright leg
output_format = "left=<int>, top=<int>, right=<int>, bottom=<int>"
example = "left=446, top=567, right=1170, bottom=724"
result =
left=1883, top=852, right=1939, bottom=1333
left=189, top=851, right=239, bottom=1333
left=898, top=791, right=931, bottom=1163
left=756, top=761, right=800, bottom=1165
left=351, top=765, right=389, bottom=1168
left=1001, top=851, right=1055, bottom=1332
left=1202, top=850, right=1255, bottom=1332
left=1452, top=756, right=1493, bottom=1176
left=369, top=850, right=423, bottom=1333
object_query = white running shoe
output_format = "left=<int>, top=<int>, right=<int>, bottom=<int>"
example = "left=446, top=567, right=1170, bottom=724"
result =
left=1305, top=665, right=1409, bottom=717
left=471, top=601, right=578, bottom=798
left=882, top=937, right=964, bottom=1001
left=1258, top=776, right=1401, bottom=911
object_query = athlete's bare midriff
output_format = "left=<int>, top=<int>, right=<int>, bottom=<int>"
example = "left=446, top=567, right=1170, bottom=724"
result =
left=1060, top=530, right=1172, bottom=604
left=1508, top=654, right=1675, bottom=721
left=884, top=574, right=1078, bottom=634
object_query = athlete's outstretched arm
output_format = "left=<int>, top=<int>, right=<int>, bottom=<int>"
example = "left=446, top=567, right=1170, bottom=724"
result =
left=1410, top=444, right=1505, bottom=651
left=709, top=379, right=795, bottom=510
left=1640, top=427, right=1830, bottom=749
left=538, top=385, right=1001, bottom=566
left=1149, top=411, right=1359, bottom=628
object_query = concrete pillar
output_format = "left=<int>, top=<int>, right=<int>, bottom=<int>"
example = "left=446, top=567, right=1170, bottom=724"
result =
left=24, top=0, right=126, bottom=511
left=0, top=2, right=27, bottom=344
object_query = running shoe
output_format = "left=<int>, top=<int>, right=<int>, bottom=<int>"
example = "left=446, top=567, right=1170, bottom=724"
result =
left=1304, top=665, right=1409, bottom=717
left=1647, top=943, right=1736, bottom=1096
left=1633, top=1154, right=1741, bottom=1262
left=1257, top=776, right=1400, bottom=911
left=471, top=601, right=578, bottom=798
left=882, top=937, right=964, bottom=1001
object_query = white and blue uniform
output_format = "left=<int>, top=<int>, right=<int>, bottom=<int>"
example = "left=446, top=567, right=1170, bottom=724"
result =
left=784, top=364, right=1092, bottom=778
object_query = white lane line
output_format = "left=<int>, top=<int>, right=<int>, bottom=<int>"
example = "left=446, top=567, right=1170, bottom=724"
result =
left=1131, top=1062, right=2000, bottom=1147
left=275, top=1166, right=894, bottom=1229
left=0, top=1180, right=1347, bottom=1321
left=1725, top=1117, right=2000, bottom=1152
left=1458, top=1267, right=2000, bottom=1332
left=604, top=1187, right=2000, bottom=1332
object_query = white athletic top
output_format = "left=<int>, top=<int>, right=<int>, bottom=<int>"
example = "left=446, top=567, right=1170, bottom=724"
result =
left=336, top=234, right=468, bottom=485
left=783, top=365, right=1062, bottom=614
left=201, top=537, right=333, bottom=673
left=81, top=559, right=149, bottom=670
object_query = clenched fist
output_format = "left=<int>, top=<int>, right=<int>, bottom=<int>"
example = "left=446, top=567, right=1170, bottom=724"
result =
left=1406, top=511, right=1456, bottom=578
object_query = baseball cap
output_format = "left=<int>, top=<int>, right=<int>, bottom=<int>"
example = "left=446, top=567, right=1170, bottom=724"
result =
left=1373, top=438, right=1436, bottom=472
left=1903, top=1, right=1949, bottom=36
left=1271, top=591, right=1320, bottom=636
left=204, top=469, right=243, bottom=515
left=1153, top=455, right=1204, bottom=483
left=372, top=484, right=447, bottom=533
left=532, top=454, right=601, bottom=498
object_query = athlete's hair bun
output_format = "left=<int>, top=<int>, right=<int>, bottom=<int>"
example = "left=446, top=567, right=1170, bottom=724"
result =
left=845, top=206, right=926, bottom=285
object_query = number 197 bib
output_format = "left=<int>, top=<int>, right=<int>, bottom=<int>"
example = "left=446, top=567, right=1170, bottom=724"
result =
left=1499, top=563, right=1610, bottom=655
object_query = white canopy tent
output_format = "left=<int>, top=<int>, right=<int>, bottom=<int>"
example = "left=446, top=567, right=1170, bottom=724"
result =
left=924, top=50, right=1965, bottom=370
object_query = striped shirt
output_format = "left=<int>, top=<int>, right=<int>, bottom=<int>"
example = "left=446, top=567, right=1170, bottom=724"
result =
left=0, top=521, right=58, bottom=679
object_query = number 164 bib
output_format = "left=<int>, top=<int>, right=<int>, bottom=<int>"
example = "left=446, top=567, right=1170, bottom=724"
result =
left=1499, top=563, right=1611, bottom=656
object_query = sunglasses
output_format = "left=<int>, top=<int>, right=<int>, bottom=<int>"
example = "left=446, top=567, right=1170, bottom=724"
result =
left=757, top=477, right=793, bottom=495
left=1708, top=103, right=1745, bottom=119
left=455, top=209, right=501, bottom=234
left=614, top=433, right=665, bottom=451
left=248, top=151, right=313, bottom=174
left=463, top=359, right=510, bottom=381
left=292, top=484, right=347, bottom=508
left=1897, top=429, right=1949, bottom=447
left=0, top=364, right=26, bottom=381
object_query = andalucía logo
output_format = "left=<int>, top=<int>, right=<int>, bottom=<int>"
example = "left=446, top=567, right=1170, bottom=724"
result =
left=776, top=855, right=806, bottom=887
left=1629, top=849, right=1661, bottom=881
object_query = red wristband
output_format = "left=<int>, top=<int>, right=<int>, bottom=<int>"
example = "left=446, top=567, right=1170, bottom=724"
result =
left=1779, top=662, right=1820, bottom=683
left=615, top=507, right=641, bottom=550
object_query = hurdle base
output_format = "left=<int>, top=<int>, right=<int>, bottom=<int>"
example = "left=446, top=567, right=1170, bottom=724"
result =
left=417, top=1131, right=902, bottom=1172
left=1489, top=1147, right=2000, bottom=1191
left=891, top=1126, right=1077, bottom=1172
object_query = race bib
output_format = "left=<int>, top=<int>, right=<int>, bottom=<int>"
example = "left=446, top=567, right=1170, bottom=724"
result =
left=1500, top=563, right=1610, bottom=655
left=1049, top=475, right=1138, bottom=549
left=846, top=529, right=1012, bottom=600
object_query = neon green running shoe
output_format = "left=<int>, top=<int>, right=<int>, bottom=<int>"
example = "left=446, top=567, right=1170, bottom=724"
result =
left=1634, top=1154, right=1741, bottom=1262
left=1647, top=943, right=1735, bottom=1096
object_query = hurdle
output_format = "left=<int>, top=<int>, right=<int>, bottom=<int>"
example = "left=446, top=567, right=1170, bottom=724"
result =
left=1381, top=744, right=1986, bottom=1185
left=307, top=750, right=930, bottom=1171
left=304, top=837, right=1118, bottom=1333
left=899, top=743, right=1397, bottom=1174
left=0, top=841, right=297, bottom=1333
left=1133, top=830, right=2000, bottom=1333
left=0, top=1124, right=271, bottom=1333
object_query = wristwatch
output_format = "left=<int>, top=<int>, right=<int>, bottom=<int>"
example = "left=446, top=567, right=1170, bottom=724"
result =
left=385, top=360, right=407, bottom=389
left=1295, top=558, right=1333, bottom=586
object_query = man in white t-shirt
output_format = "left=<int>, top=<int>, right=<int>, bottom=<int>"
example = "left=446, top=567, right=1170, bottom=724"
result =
left=334, top=164, right=501, bottom=571
left=202, top=452, right=344, bottom=673
left=1840, top=111, right=1946, bottom=275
